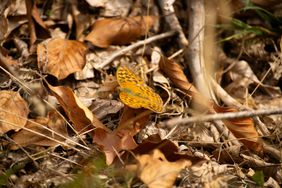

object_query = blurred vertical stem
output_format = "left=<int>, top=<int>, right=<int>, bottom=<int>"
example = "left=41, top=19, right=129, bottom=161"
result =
left=187, top=0, right=211, bottom=98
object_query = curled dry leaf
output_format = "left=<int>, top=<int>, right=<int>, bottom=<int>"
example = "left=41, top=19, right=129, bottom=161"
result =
left=90, top=99, right=123, bottom=119
left=117, top=107, right=151, bottom=134
left=48, top=84, right=106, bottom=133
left=213, top=104, right=263, bottom=154
left=97, top=74, right=118, bottom=98
left=159, top=56, right=212, bottom=112
left=11, top=111, right=68, bottom=149
left=226, top=60, right=280, bottom=98
left=93, top=128, right=138, bottom=165
left=93, top=107, right=150, bottom=165
left=37, top=38, right=88, bottom=80
left=136, top=149, right=191, bottom=188
left=0, top=90, right=29, bottom=134
left=85, top=16, right=157, bottom=48
left=133, top=134, right=202, bottom=163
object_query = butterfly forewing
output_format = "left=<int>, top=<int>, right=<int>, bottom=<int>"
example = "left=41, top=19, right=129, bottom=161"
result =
left=117, top=66, right=144, bottom=87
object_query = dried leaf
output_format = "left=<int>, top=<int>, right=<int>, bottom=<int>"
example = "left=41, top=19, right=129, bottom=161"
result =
left=117, top=107, right=151, bottom=133
left=133, top=134, right=202, bottom=163
left=37, top=38, right=88, bottom=80
left=48, top=84, right=106, bottom=132
left=11, top=111, right=68, bottom=149
left=136, top=149, right=191, bottom=188
left=0, top=15, right=8, bottom=41
left=159, top=56, right=212, bottom=112
left=97, top=74, right=118, bottom=98
left=85, top=16, right=156, bottom=48
left=213, top=104, right=263, bottom=154
left=90, top=99, right=123, bottom=119
left=93, top=128, right=137, bottom=165
left=0, top=90, right=29, bottom=134
left=226, top=60, right=280, bottom=98
left=93, top=107, right=150, bottom=165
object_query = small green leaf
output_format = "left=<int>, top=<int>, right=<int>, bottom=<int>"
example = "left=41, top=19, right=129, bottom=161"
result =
left=252, top=171, right=264, bottom=186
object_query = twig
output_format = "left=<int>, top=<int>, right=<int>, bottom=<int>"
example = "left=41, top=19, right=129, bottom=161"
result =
left=165, top=107, right=282, bottom=127
left=240, top=154, right=277, bottom=167
left=263, top=143, right=281, bottom=161
left=158, top=0, right=188, bottom=48
left=94, top=30, right=177, bottom=69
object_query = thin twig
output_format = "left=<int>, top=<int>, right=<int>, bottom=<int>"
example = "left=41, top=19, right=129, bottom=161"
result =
left=94, top=30, right=177, bottom=69
left=165, top=108, right=282, bottom=127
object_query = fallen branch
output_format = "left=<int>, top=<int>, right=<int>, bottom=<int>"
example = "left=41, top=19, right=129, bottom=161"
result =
left=95, top=30, right=177, bottom=69
left=165, top=108, right=282, bottom=127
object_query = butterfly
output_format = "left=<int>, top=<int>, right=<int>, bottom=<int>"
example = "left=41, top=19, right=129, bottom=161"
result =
left=116, top=66, right=163, bottom=113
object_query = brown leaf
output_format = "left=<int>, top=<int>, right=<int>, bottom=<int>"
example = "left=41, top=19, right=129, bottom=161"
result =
left=0, top=15, right=8, bottom=41
left=11, top=111, right=68, bottom=149
left=37, top=38, right=88, bottom=80
left=48, top=84, right=107, bottom=133
left=93, top=107, right=150, bottom=165
left=159, top=56, right=213, bottom=112
left=136, top=149, right=191, bottom=188
left=117, top=107, right=151, bottom=134
left=85, top=16, right=156, bottom=48
left=133, top=134, right=203, bottom=163
left=90, top=99, right=123, bottom=119
left=96, top=74, right=118, bottom=99
left=213, top=104, right=263, bottom=154
left=93, top=128, right=137, bottom=165
left=0, top=91, right=29, bottom=134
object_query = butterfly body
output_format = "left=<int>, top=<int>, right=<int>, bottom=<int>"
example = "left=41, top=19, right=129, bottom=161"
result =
left=116, top=66, right=163, bottom=113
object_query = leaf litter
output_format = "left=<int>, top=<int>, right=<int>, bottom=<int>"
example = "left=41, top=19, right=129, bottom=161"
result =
left=0, top=0, right=282, bottom=187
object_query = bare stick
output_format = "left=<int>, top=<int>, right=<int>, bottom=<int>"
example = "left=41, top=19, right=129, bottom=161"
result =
left=186, top=0, right=210, bottom=97
left=95, top=30, right=177, bottom=69
left=158, top=0, right=188, bottom=48
left=165, top=108, right=282, bottom=127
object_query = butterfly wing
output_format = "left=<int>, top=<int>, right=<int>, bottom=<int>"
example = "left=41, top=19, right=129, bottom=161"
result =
left=120, top=84, right=163, bottom=113
left=117, top=66, right=144, bottom=87
left=117, top=66, right=164, bottom=113
left=119, top=91, right=143, bottom=109
left=138, top=85, right=164, bottom=113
